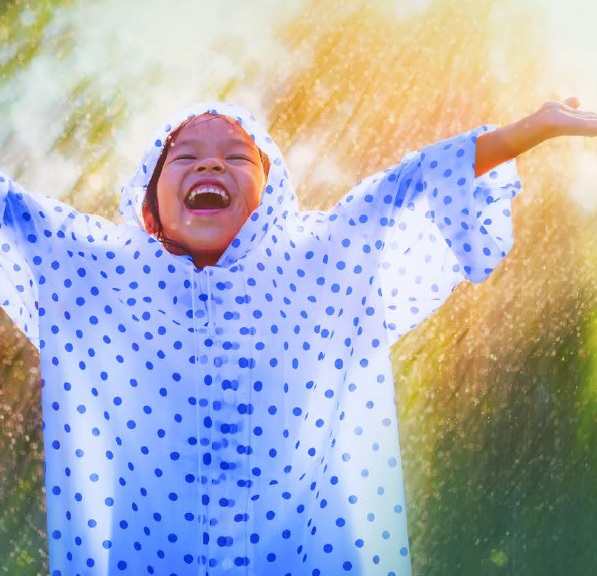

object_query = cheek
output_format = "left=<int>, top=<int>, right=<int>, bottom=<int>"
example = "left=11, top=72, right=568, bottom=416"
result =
left=244, top=173, right=265, bottom=211
left=156, top=175, right=180, bottom=218
left=247, top=189, right=261, bottom=212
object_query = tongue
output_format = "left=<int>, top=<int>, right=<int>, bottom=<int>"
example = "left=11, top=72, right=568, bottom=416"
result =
left=186, top=192, right=229, bottom=210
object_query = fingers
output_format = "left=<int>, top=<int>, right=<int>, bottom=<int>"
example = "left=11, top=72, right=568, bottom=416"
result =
left=539, top=98, right=597, bottom=138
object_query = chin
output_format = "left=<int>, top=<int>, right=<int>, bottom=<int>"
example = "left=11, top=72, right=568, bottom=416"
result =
left=186, top=236, right=232, bottom=256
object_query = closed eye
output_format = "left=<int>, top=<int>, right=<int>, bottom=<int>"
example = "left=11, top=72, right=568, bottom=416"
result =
left=227, top=155, right=254, bottom=162
left=172, top=154, right=196, bottom=162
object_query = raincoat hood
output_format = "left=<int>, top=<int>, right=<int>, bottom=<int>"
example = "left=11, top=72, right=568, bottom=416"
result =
left=120, top=102, right=298, bottom=267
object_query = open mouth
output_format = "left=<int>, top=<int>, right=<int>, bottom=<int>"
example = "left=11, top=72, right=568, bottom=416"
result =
left=184, top=186, right=231, bottom=210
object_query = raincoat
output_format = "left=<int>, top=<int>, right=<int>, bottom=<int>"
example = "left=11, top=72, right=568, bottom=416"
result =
left=0, top=102, right=520, bottom=575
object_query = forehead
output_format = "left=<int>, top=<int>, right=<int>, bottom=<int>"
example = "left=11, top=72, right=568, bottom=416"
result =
left=172, top=115, right=256, bottom=149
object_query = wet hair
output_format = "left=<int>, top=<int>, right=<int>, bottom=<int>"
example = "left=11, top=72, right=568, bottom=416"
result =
left=142, top=114, right=270, bottom=242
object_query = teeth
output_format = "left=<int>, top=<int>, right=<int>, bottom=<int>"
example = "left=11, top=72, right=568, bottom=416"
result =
left=185, top=185, right=231, bottom=210
left=187, top=186, right=228, bottom=202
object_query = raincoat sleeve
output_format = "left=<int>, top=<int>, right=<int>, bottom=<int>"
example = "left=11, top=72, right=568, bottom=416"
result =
left=330, top=125, right=521, bottom=345
left=0, top=172, right=111, bottom=349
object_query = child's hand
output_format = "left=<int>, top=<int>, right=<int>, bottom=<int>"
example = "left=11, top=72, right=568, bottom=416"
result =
left=475, top=97, right=597, bottom=177
left=536, top=97, right=597, bottom=139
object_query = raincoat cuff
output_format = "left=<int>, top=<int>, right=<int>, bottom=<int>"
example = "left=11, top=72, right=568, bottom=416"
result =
left=0, top=171, right=9, bottom=216
left=421, top=125, right=522, bottom=283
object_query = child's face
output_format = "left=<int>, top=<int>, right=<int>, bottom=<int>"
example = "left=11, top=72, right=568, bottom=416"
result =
left=151, top=116, right=266, bottom=266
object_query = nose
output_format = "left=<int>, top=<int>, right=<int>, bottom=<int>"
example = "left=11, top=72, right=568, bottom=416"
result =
left=195, top=157, right=225, bottom=173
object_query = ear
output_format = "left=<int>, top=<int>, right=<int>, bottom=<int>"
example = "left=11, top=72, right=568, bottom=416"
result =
left=142, top=202, right=157, bottom=235
left=259, top=150, right=270, bottom=180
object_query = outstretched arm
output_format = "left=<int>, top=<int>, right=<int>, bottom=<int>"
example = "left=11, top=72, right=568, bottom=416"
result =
left=475, top=97, right=597, bottom=177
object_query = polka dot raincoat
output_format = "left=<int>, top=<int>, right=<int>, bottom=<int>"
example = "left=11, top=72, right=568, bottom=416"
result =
left=0, top=103, right=520, bottom=575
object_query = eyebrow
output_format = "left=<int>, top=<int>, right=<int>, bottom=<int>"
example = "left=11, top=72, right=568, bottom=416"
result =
left=173, top=138, right=256, bottom=149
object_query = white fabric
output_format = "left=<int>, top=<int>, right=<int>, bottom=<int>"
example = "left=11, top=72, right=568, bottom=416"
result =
left=0, top=102, right=520, bottom=575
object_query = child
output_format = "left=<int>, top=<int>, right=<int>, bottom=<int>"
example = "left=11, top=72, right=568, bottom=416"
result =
left=1, top=99, right=595, bottom=575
